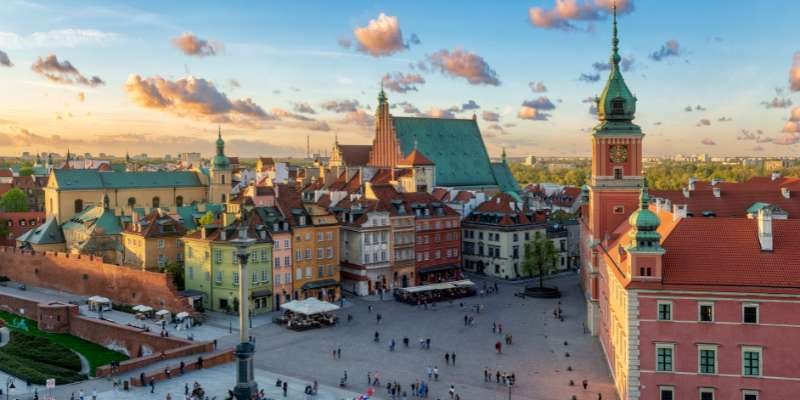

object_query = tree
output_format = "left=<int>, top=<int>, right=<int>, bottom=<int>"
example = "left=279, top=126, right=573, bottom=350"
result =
left=163, top=261, right=185, bottom=291
left=18, top=166, right=33, bottom=177
left=198, top=211, right=215, bottom=227
left=522, top=231, right=558, bottom=288
left=0, top=188, right=29, bottom=212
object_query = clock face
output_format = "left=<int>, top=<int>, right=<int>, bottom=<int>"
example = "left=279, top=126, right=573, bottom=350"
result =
left=609, top=144, right=628, bottom=163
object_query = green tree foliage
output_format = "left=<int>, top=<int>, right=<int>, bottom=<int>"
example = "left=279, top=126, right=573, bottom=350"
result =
left=18, top=166, right=33, bottom=176
left=522, top=231, right=558, bottom=288
left=198, top=211, right=215, bottom=226
left=164, top=261, right=185, bottom=290
left=0, top=188, right=29, bottom=212
left=511, top=163, right=589, bottom=187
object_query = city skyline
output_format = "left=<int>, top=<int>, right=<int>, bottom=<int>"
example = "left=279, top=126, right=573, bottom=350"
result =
left=1, top=0, right=799, bottom=158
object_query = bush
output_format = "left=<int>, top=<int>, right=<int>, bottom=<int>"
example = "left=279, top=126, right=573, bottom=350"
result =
left=0, top=332, right=87, bottom=384
left=112, top=302, right=136, bottom=313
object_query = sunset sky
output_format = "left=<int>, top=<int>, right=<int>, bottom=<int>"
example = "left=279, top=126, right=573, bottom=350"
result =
left=1, top=0, right=799, bottom=158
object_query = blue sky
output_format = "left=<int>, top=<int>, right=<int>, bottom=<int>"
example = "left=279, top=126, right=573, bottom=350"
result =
left=0, top=0, right=799, bottom=158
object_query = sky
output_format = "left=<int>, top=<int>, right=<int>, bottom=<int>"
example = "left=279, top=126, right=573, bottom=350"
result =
left=1, top=0, right=799, bottom=159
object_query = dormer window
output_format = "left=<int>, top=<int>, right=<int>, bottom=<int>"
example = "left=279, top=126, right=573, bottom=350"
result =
left=611, top=98, right=625, bottom=115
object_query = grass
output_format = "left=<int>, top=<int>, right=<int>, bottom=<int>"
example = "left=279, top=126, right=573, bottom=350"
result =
left=0, top=309, right=128, bottom=376
left=0, top=331, right=87, bottom=384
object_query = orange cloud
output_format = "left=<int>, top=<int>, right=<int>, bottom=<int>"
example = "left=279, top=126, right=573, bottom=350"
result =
left=171, top=33, right=222, bottom=56
left=427, top=48, right=500, bottom=86
left=791, top=52, right=800, bottom=91
left=529, top=0, right=633, bottom=30
left=353, top=13, right=407, bottom=56
left=31, top=54, right=104, bottom=87
left=518, top=106, right=549, bottom=121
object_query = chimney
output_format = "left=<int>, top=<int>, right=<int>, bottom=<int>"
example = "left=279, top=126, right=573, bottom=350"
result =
left=201, top=227, right=207, bottom=239
left=688, top=177, right=697, bottom=191
left=712, top=187, right=721, bottom=198
left=757, top=208, right=773, bottom=251
left=220, top=229, right=227, bottom=241
left=672, top=204, right=687, bottom=221
left=771, top=171, right=781, bottom=181
left=682, top=187, right=690, bottom=198
left=781, top=187, right=791, bottom=199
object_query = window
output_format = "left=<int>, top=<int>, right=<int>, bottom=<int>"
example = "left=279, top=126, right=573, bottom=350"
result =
left=232, top=272, right=239, bottom=286
left=613, top=167, right=623, bottom=180
left=613, top=205, right=624, bottom=214
left=284, top=272, right=290, bottom=283
left=326, top=232, right=333, bottom=241
left=656, top=343, right=674, bottom=372
left=743, top=304, right=759, bottom=324
left=327, top=265, right=333, bottom=276
left=742, top=347, right=762, bottom=377
left=275, top=257, right=281, bottom=267
left=261, top=270, right=267, bottom=282
left=699, top=302, right=714, bottom=322
left=657, top=301, right=672, bottom=321
left=250, top=250, right=258, bottom=263
left=175, top=195, right=183, bottom=207
left=74, top=199, right=84, bottom=213
left=317, top=232, right=323, bottom=242
left=260, top=248, right=268, bottom=261
left=512, top=233, right=518, bottom=242
left=214, top=250, right=222, bottom=264
left=304, top=249, right=312, bottom=259
left=275, top=275, right=281, bottom=285
left=295, top=249, right=302, bottom=261
left=215, top=271, right=222, bottom=283
left=295, top=268, right=302, bottom=280
left=284, top=239, right=290, bottom=248
left=699, top=388, right=715, bottom=400
left=317, top=266, right=323, bottom=278
left=698, top=345, right=717, bottom=374
left=152, top=196, right=160, bottom=208
left=304, top=267, right=311, bottom=277
left=157, top=239, right=165, bottom=249
left=742, top=390, right=759, bottom=400
left=317, top=248, right=324, bottom=259
left=284, top=256, right=290, bottom=266
left=611, top=98, right=625, bottom=114
left=252, top=271, right=258, bottom=285
left=658, top=386, right=674, bottom=400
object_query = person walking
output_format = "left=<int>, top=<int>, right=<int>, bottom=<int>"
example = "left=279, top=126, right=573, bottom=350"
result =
left=445, top=353, right=450, bottom=365
left=498, top=323, right=503, bottom=334
left=368, top=372, right=372, bottom=385
left=463, top=315, right=468, bottom=326
left=492, top=322, right=496, bottom=333
left=448, top=385, right=455, bottom=399
left=582, top=379, right=588, bottom=390
left=427, top=366, right=432, bottom=380
left=451, top=352, right=456, bottom=365
left=282, top=381, right=288, bottom=397
left=377, top=313, right=382, bottom=324
left=337, top=347, right=342, bottom=359
left=433, top=366, right=439, bottom=381
left=495, top=341, right=502, bottom=354
left=375, top=331, right=380, bottom=342
left=150, top=378, right=155, bottom=394
left=426, top=337, right=431, bottom=349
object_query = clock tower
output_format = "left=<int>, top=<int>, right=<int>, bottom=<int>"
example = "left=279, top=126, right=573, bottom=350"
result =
left=586, top=4, right=643, bottom=243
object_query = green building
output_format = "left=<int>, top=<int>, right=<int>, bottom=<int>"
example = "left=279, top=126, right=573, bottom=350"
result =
left=182, top=215, right=274, bottom=314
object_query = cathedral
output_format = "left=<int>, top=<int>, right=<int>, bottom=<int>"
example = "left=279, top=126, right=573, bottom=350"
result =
left=329, top=89, right=519, bottom=194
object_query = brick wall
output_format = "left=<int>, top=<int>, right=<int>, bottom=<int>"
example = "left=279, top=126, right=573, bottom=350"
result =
left=128, top=349, right=235, bottom=386
left=0, top=291, right=40, bottom=319
left=0, top=247, right=191, bottom=312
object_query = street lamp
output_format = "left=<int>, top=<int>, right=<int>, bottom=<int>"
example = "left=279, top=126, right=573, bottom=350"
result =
left=5, top=377, right=15, bottom=400
left=230, top=205, right=258, bottom=400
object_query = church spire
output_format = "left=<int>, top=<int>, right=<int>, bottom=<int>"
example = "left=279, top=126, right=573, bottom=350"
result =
left=501, top=147, right=507, bottom=164
left=611, top=1, right=620, bottom=69
left=595, top=0, right=637, bottom=124
left=378, top=83, right=387, bottom=105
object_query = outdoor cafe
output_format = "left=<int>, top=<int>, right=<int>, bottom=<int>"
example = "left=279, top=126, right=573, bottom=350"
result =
left=273, top=298, right=340, bottom=331
left=393, top=279, right=477, bottom=304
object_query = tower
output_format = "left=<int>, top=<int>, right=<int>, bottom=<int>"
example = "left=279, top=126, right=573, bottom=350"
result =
left=368, top=85, right=402, bottom=168
left=209, top=127, right=232, bottom=204
left=623, top=178, right=664, bottom=280
left=586, top=3, right=644, bottom=242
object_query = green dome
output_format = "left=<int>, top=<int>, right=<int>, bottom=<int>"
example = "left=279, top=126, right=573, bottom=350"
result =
left=626, top=180, right=663, bottom=252
left=216, top=135, right=225, bottom=147
left=628, top=208, right=660, bottom=231
left=213, top=154, right=230, bottom=168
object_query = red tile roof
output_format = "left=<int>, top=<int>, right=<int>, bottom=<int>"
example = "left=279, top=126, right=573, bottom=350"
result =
left=337, top=144, right=372, bottom=166
left=452, top=191, right=475, bottom=203
left=431, top=188, right=450, bottom=202
left=650, top=187, right=800, bottom=218
left=399, top=149, right=434, bottom=166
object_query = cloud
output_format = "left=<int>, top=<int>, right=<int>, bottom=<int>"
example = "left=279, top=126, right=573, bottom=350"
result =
left=228, top=79, right=240, bottom=89
left=752, top=145, right=764, bottom=151
left=649, top=40, right=682, bottom=61
left=696, top=119, right=711, bottom=127
left=684, top=105, right=693, bottom=112
left=717, top=116, right=732, bottom=122
left=0, top=29, right=119, bottom=49
left=293, top=102, right=316, bottom=114
left=700, top=137, right=715, bottom=145
left=695, top=105, right=706, bottom=111
left=342, top=109, right=375, bottom=126
left=426, top=107, right=456, bottom=119
left=397, top=101, right=420, bottom=115
left=461, top=100, right=480, bottom=111
left=592, top=56, right=635, bottom=72
left=528, top=0, right=634, bottom=31
left=31, top=54, right=104, bottom=87
left=503, top=123, right=516, bottom=128
left=791, top=106, right=800, bottom=122
left=579, top=73, right=600, bottom=82
left=737, top=129, right=757, bottom=141
left=381, top=72, right=425, bottom=93
left=409, top=33, right=421, bottom=45
left=77, top=92, right=85, bottom=102
left=761, top=97, right=793, bottom=109
left=487, top=124, right=508, bottom=135
left=321, top=99, right=360, bottom=113
left=588, top=104, right=598, bottom=115
left=791, top=52, right=800, bottom=92
left=0, top=49, right=11, bottom=67
left=309, top=121, right=331, bottom=131
left=427, top=48, right=500, bottom=86
left=518, top=106, right=550, bottom=121
left=482, top=111, right=500, bottom=122
left=124, top=74, right=273, bottom=126
left=522, top=97, right=556, bottom=111
left=353, top=13, right=408, bottom=56
left=271, top=108, right=313, bottom=121
left=653, top=121, right=662, bottom=125
left=529, top=81, right=548, bottom=93
left=171, top=32, right=221, bottom=56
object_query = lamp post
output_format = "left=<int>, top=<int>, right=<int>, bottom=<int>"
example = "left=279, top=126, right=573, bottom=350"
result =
left=4, top=377, right=15, bottom=400
left=231, top=207, right=258, bottom=400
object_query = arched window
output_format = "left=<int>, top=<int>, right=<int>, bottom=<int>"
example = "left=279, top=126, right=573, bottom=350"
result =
left=175, top=195, right=184, bottom=207
left=74, top=199, right=83, bottom=213
left=221, top=194, right=226, bottom=203
left=221, top=175, right=226, bottom=184
left=127, top=197, right=136, bottom=207
left=152, top=196, right=160, bottom=208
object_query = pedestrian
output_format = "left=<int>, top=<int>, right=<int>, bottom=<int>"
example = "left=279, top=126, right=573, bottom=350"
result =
left=184, top=383, right=189, bottom=396
left=78, top=389, right=84, bottom=400
left=150, top=378, right=155, bottom=394
left=368, top=372, right=372, bottom=385
left=403, top=337, right=409, bottom=347
left=374, top=372, right=381, bottom=386
left=213, top=338, right=217, bottom=349
left=484, top=368, right=489, bottom=382
left=179, top=361, right=185, bottom=375
left=598, top=393, right=602, bottom=400
left=494, top=282, right=498, bottom=293
left=375, top=331, right=380, bottom=342
left=451, top=352, right=456, bottom=365
left=426, top=337, right=431, bottom=349
left=448, top=385, right=455, bottom=399
left=495, top=341, right=502, bottom=354
left=445, top=353, right=450, bottom=365
left=377, top=313, right=382, bottom=324
left=433, top=366, right=439, bottom=381
left=368, top=304, right=373, bottom=313
left=165, top=366, right=171, bottom=379
left=582, top=379, right=588, bottom=390
left=282, top=381, right=288, bottom=397
left=166, top=394, right=172, bottom=400
left=313, top=380, right=318, bottom=394
left=498, top=323, right=503, bottom=334
left=140, top=372, right=146, bottom=386
left=390, top=338, right=396, bottom=351
left=427, top=366, right=432, bottom=380
left=463, top=315, right=468, bottom=326
left=347, top=313, right=353, bottom=322
left=337, top=347, right=342, bottom=359
left=492, top=322, right=496, bottom=333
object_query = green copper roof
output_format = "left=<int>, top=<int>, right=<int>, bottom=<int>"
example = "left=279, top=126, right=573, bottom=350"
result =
left=491, top=162, right=520, bottom=194
left=392, top=117, right=498, bottom=188
left=626, top=180, right=662, bottom=252
left=17, top=217, right=64, bottom=245
left=53, top=169, right=203, bottom=190
left=213, top=129, right=230, bottom=168
left=594, top=4, right=641, bottom=137
left=63, top=205, right=122, bottom=236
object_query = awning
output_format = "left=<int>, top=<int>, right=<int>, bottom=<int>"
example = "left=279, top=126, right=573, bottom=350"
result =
left=301, top=279, right=340, bottom=290
left=87, top=296, right=110, bottom=303
left=132, top=305, right=153, bottom=312
left=178, top=289, right=205, bottom=299
left=280, top=298, right=340, bottom=315
left=251, top=289, right=272, bottom=298
left=398, top=279, right=475, bottom=294
left=419, top=264, right=461, bottom=274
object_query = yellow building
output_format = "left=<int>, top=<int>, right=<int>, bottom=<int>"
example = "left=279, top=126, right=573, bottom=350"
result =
left=275, top=184, right=341, bottom=301
left=182, top=215, right=274, bottom=314
left=122, top=209, right=187, bottom=271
